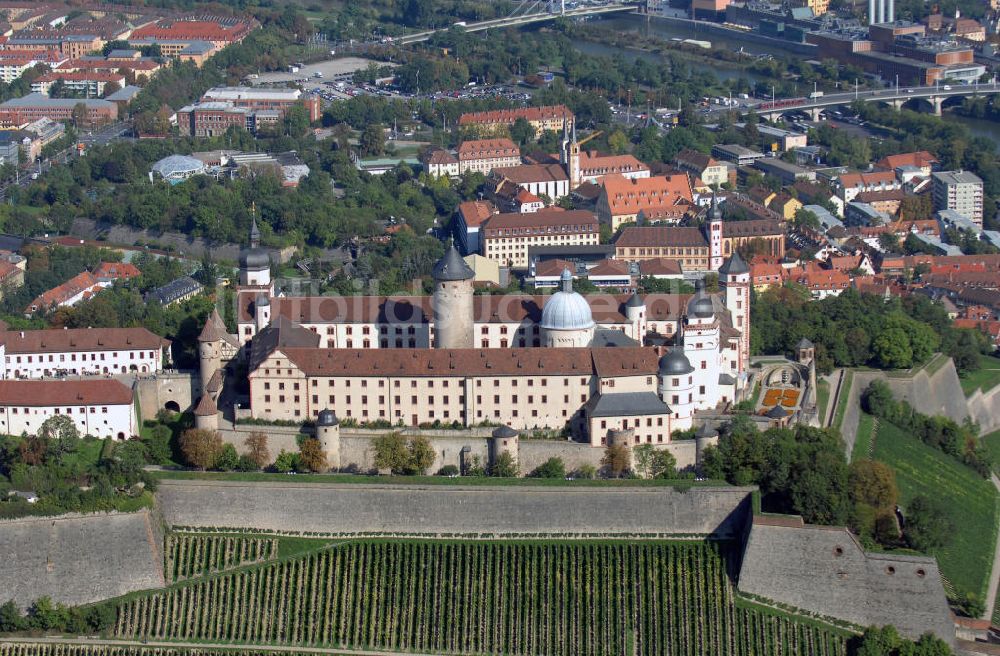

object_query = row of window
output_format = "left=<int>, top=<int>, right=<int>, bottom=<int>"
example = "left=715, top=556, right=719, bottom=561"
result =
left=7, top=351, right=156, bottom=364
left=5, top=406, right=110, bottom=414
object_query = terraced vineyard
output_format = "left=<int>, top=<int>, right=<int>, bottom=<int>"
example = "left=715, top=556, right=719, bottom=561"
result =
left=164, top=534, right=278, bottom=582
left=113, top=540, right=849, bottom=656
left=0, top=647, right=304, bottom=656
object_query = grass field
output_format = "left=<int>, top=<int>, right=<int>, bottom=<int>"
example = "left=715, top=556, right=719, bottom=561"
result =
left=960, top=354, right=1000, bottom=397
left=873, top=421, right=999, bottom=599
left=152, top=470, right=729, bottom=487
left=850, top=412, right=876, bottom=462
left=110, top=538, right=849, bottom=656
left=816, top=380, right=830, bottom=424
left=59, top=437, right=106, bottom=469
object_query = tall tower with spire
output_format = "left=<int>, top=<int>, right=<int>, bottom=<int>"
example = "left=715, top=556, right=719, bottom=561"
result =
left=560, top=121, right=581, bottom=190
left=239, top=208, right=271, bottom=289
left=708, top=192, right=724, bottom=271
left=720, top=251, right=751, bottom=375
left=431, top=245, right=475, bottom=349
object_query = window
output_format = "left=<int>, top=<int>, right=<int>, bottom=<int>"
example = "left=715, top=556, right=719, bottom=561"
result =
left=699, top=386, right=705, bottom=395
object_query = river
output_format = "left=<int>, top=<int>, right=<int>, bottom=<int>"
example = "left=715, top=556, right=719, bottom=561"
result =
left=583, top=13, right=1000, bottom=147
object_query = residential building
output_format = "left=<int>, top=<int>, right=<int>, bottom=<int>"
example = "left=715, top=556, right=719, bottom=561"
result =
left=481, top=209, right=599, bottom=269
left=145, top=276, right=204, bottom=306
left=877, top=150, right=936, bottom=177
left=24, top=271, right=107, bottom=315
left=457, top=138, right=521, bottom=175
left=0, top=259, right=25, bottom=300
left=854, top=189, right=905, bottom=217
left=0, top=379, right=138, bottom=440
left=128, top=16, right=256, bottom=50
left=93, top=262, right=141, bottom=283
left=614, top=215, right=784, bottom=268
left=596, top=174, right=694, bottom=231
left=834, top=170, right=900, bottom=203
left=0, top=326, right=169, bottom=378
left=458, top=105, right=573, bottom=137
left=30, top=71, right=126, bottom=96
left=756, top=125, right=809, bottom=152
left=674, top=149, right=733, bottom=188
left=575, top=151, right=650, bottom=185
left=768, top=193, right=803, bottom=221
left=932, top=170, right=983, bottom=226
left=422, top=148, right=459, bottom=178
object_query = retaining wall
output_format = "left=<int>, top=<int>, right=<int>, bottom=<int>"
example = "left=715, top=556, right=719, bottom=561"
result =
left=157, top=480, right=753, bottom=537
left=968, top=384, right=1000, bottom=435
left=0, top=511, right=164, bottom=608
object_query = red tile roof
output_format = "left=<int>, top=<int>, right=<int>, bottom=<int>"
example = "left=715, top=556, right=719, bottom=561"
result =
left=493, top=163, right=567, bottom=184
left=876, top=151, right=937, bottom=171
left=25, top=271, right=104, bottom=314
left=458, top=105, right=573, bottom=127
left=0, top=327, right=169, bottom=353
left=457, top=200, right=495, bottom=229
left=457, top=138, right=520, bottom=161
left=0, top=379, right=133, bottom=406
left=483, top=208, right=597, bottom=231
left=93, top=261, right=141, bottom=280
left=615, top=226, right=707, bottom=249
left=129, top=18, right=255, bottom=44
left=578, top=151, right=649, bottom=177
left=601, top=174, right=693, bottom=217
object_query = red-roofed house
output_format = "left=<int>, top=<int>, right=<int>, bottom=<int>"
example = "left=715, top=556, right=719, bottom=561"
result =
left=835, top=171, right=900, bottom=203
left=24, top=271, right=107, bottom=316
left=93, top=261, right=141, bottom=283
left=876, top=151, right=937, bottom=177
left=0, top=379, right=138, bottom=439
left=597, top=174, right=694, bottom=231
left=750, top=260, right=785, bottom=292
left=788, top=263, right=851, bottom=299
left=0, top=260, right=24, bottom=300
left=514, top=188, right=544, bottom=214
left=576, top=151, right=650, bottom=185
left=457, top=138, right=521, bottom=175
left=458, top=105, right=573, bottom=137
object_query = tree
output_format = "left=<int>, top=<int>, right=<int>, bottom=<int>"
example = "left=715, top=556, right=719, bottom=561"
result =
left=359, top=123, right=386, bottom=157
left=28, top=597, right=67, bottom=631
left=372, top=432, right=409, bottom=473
left=532, top=457, right=566, bottom=479
left=102, top=80, right=120, bottom=98
left=633, top=444, right=655, bottom=478
left=508, top=117, right=535, bottom=146
left=71, top=102, right=87, bottom=129
left=904, top=495, right=953, bottom=552
left=491, top=451, right=519, bottom=477
left=651, top=449, right=678, bottom=479
left=607, top=129, right=629, bottom=155
left=244, top=432, right=270, bottom=469
left=37, top=415, right=80, bottom=455
left=872, top=326, right=913, bottom=369
left=602, top=444, right=630, bottom=478
left=214, top=443, right=239, bottom=471
left=406, top=435, right=435, bottom=474
left=299, top=437, right=328, bottom=473
left=0, top=601, right=24, bottom=632
left=272, top=449, right=300, bottom=473
left=848, top=459, right=898, bottom=511
left=178, top=429, right=223, bottom=470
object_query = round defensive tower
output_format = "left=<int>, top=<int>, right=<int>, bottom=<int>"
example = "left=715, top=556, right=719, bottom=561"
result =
left=317, top=409, right=341, bottom=471
left=490, top=425, right=519, bottom=471
left=432, top=245, right=475, bottom=349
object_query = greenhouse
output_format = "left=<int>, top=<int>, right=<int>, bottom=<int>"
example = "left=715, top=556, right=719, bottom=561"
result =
left=150, top=155, right=207, bottom=183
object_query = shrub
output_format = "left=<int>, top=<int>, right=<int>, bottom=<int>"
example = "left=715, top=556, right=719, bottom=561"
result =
left=438, top=464, right=459, bottom=476
left=532, top=457, right=566, bottom=479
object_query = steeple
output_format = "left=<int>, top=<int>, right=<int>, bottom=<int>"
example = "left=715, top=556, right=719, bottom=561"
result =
left=560, top=268, right=573, bottom=293
left=711, top=190, right=721, bottom=221
left=249, top=203, right=260, bottom=249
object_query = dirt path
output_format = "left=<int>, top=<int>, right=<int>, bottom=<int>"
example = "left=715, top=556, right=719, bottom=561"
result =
left=984, top=473, right=1000, bottom=622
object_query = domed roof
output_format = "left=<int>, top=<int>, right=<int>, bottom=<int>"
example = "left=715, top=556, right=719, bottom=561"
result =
left=767, top=405, right=790, bottom=419
left=718, top=251, right=749, bottom=276
left=492, top=425, right=519, bottom=439
left=688, top=294, right=715, bottom=319
left=625, top=292, right=644, bottom=308
left=151, top=154, right=205, bottom=179
left=255, top=293, right=270, bottom=307
left=659, top=349, right=694, bottom=375
left=317, top=409, right=339, bottom=426
left=240, top=247, right=270, bottom=270
left=695, top=423, right=719, bottom=438
left=541, top=269, right=594, bottom=331
left=432, top=245, right=474, bottom=281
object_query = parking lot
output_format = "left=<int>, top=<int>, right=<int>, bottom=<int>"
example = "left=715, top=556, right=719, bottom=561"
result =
left=247, top=57, right=390, bottom=92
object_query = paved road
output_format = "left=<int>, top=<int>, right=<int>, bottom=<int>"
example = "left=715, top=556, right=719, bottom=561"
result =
left=0, top=636, right=444, bottom=654
left=984, top=473, right=1000, bottom=622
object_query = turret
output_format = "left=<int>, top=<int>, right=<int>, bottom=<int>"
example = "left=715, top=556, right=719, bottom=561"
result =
left=317, top=409, right=341, bottom=471
left=239, top=214, right=272, bottom=288
left=490, top=425, right=519, bottom=473
left=254, top=293, right=271, bottom=333
left=658, top=348, right=696, bottom=431
left=684, top=280, right=722, bottom=410
left=694, top=422, right=719, bottom=464
left=541, top=269, right=595, bottom=348
left=625, top=291, right=646, bottom=342
left=708, top=192, right=724, bottom=271
left=432, top=245, right=475, bottom=349
left=197, top=308, right=226, bottom=388
left=193, top=393, right=218, bottom=431
left=719, top=251, right=751, bottom=374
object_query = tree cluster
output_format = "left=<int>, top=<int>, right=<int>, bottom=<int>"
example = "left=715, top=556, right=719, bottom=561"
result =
left=0, top=597, right=115, bottom=635
left=371, top=432, right=436, bottom=475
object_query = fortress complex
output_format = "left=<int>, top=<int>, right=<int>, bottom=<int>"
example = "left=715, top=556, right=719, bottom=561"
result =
left=197, top=220, right=752, bottom=447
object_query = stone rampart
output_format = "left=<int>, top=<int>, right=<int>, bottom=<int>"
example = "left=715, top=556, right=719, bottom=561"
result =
left=157, top=480, right=753, bottom=538
left=136, top=371, right=200, bottom=419
left=883, top=357, right=969, bottom=425
left=0, top=511, right=164, bottom=608
left=738, top=516, right=954, bottom=645
left=968, top=384, right=1000, bottom=435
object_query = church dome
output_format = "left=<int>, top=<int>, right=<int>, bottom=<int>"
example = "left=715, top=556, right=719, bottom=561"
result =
left=317, top=409, right=339, bottom=426
left=541, top=269, right=595, bottom=331
left=659, top=349, right=695, bottom=375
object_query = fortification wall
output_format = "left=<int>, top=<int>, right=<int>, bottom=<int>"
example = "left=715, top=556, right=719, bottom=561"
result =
left=883, top=358, right=969, bottom=425
left=0, top=511, right=164, bottom=608
left=968, top=384, right=1000, bottom=435
left=157, top=480, right=753, bottom=537
left=218, top=426, right=699, bottom=475
left=738, top=517, right=954, bottom=645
